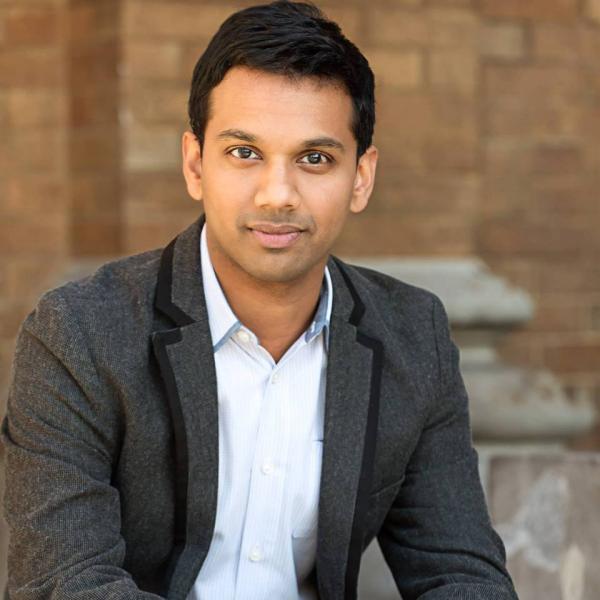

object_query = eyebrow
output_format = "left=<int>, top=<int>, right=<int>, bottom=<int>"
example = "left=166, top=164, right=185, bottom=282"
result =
left=215, top=128, right=346, bottom=153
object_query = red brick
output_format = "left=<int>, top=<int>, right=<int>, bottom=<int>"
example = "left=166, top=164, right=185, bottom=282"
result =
left=484, top=65, right=584, bottom=99
left=68, top=1, right=118, bottom=43
left=1, top=129, right=65, bottom=173
left=7, top=88, right=65, bottom=128
left=4, top=6, right=60, bottom=46
left=124, top=41, right=182, bottom=81
left=1, top=176, right=67, bottom=218
left=70, top=174, right=120, bottom=217
left=372, top=174, right=480, bottom=215
left=70, top=218, right=122, bottom=256
left=333, top=214, right=475, bottom=256
left=0, top=302, right=31, bottom=339
left=364, top=49, right=424, bottom=90
left=125, top=218, right=196, bottom=254
left=0, top=218, right=67, bottom=256
left=480, top=21, right=527, bottom=61
left=482, top=0, right=579, bottom=20
left=429, top=8, right=479, bottom=49
left=318, top=5, right=362, bottom=42
left=368, top=8, right=430, bottom=47
left=123, top=2, right=243, bottom=39
left=70, top=40, right=119, bottom=86
left=70, top=86, right=118, bottom=128
left=126, top=84, right=188, bottom=125
left=531, top=142, right=583, bottom=175
left=1, top=257, right=65, bottom=301
left=536, top=260, right=600, bottom=294
left=70, top=127, right=120, bottom=171
left=533, top=24, right=582, bottom=62
left=124, top=125, right=180, bottom=172
left=545, top=339, right=600, bottom=373
left=477, top=219, right=598, bottom=258
left=429, top=48, right=478, bottom=94
left=526, top=295, right=588, bottom=333
left=530, top=177, right=597, bottom=215
left=0, top=48, right=63, bottom=87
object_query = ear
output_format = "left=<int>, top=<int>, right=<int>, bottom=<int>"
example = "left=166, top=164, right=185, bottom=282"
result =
left=350, top=145, right=378, bottom=214
left=182, top=131, right=203, bottom=202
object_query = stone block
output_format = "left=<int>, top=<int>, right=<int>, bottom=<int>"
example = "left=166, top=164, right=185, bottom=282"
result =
left=482, top=0, right=579, bottom=20
left=364, top=49, right=424, bottom=90
left=489, top=453, right=600, bottom=600
left=480, top=21, right=527, bottom=61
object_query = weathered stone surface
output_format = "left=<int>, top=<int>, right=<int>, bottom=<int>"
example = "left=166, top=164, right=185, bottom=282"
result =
left=343, top=258, right=534, bottom=326
left=489, top=453, right=600, bottom=600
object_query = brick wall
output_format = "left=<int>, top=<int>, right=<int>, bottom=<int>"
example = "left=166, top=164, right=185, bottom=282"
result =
left=1, top=0, right=599, bottom=450
left=0, top=0, right=70, bottom=416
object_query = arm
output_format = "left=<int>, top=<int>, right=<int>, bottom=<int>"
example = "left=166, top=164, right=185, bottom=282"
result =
left=1, top=291, right=164, bottom=599
left=377, top=295, right=519, bottom=600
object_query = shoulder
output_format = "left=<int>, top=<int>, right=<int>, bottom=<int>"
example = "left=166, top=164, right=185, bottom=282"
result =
left=332, top=256, right=445, bottom=321
left=23, top=247, right=164, bottom=340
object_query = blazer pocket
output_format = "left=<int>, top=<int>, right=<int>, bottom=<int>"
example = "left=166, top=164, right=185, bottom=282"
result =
left=369, top=475, right=405, bottom=500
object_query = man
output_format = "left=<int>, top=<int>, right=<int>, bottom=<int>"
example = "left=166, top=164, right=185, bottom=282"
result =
left=1, top=1, right=518, bottom=599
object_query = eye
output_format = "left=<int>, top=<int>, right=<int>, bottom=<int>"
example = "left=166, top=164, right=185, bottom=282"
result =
left=298, top=152, right=331, bottom=166
left=229, top=147, right=261, bottom=160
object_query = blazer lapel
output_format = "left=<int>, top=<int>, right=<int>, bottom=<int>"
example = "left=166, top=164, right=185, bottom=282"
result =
left=151, top=215, right=219, bottom=600
left=316, top=258, right=384, bottom=600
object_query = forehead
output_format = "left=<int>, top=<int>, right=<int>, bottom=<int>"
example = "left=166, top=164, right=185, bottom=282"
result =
left=205, top=66, right=355, bottom=144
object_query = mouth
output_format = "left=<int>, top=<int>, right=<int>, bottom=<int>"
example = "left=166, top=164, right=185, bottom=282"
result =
left=247, top=223, right=305, bottom=249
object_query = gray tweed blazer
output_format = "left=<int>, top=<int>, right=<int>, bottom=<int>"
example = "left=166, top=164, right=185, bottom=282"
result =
left=1, top=215, right=518, bottom=600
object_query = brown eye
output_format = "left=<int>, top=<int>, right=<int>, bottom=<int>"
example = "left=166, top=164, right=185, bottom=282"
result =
left=231, top=147, right=259, bottom=160
left=299, top=152, right=330, bottom=165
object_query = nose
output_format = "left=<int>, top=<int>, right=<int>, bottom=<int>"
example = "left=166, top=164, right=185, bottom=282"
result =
left=253, top=160, right=300, bottom=211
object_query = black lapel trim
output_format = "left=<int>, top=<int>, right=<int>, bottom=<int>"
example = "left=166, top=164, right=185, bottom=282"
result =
left=151, top=328, right=189, bottom=590
left=155, top=237, right=195, bottom=327
left=344, top=332, right=383, bottom=600
left=332, top=256, right=365, bottom=326
left=331, top=257, right=384, bottom=600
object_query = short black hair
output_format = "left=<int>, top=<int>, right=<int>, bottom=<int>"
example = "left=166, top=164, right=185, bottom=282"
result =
left=188, top=0, right=375, bottom=161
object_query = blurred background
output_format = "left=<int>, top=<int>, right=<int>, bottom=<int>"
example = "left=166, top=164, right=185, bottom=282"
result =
left=1, top=0, right=599, bottom=597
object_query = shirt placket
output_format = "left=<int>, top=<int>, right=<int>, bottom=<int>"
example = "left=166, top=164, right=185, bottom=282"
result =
left=234, top=352, right=293, bottom=597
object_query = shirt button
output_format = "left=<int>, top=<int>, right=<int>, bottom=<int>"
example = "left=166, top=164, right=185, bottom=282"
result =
left=236, top=330, right=251, bottom=343
left=271, top=373, right=279, bottom=384
left=249, top=546, right=263, bottom=562
left=261, top=462, right=274, bottom=475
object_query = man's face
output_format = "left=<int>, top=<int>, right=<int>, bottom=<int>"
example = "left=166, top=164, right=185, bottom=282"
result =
left=182, top=66, right=377, bottom=285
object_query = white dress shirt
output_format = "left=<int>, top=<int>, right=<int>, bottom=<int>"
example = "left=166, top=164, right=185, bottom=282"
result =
left=187, top=225, right=333, bottom=600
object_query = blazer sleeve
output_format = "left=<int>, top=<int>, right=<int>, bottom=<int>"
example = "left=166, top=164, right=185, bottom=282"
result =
left=0, top=290, right=164, bottom=599
left=376, top=295, right=519, bottom=600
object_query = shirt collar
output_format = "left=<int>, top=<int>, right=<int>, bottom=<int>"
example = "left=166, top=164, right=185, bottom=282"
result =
left=200, top=223, right=332, bottom=352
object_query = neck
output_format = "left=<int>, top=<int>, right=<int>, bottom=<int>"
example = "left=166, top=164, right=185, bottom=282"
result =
left=207, top=247, right=326, bottom=364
